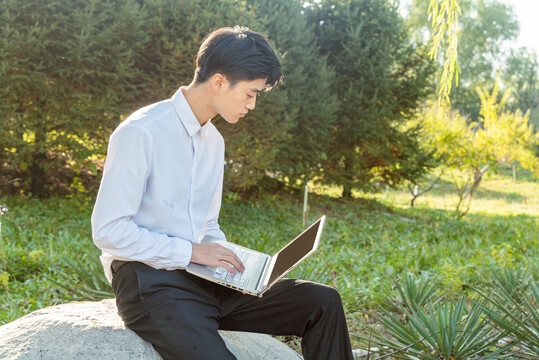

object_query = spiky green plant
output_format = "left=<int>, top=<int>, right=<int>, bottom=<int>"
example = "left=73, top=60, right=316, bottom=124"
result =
left=479, top=270, right=538, bottom=358
left=357, top=297, right=509, bottom=360
left=48, top=253, right=113, bottom=301
left=376, top=273, right=441, bottom=314
left=288, top=258, right=333, bottom=286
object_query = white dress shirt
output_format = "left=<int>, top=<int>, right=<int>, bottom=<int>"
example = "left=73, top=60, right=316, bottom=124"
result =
left=91, top=87, right=226, bottom=283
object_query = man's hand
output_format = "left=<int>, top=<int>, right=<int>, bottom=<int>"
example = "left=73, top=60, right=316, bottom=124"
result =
left=191, top=243, right=245, bottom=274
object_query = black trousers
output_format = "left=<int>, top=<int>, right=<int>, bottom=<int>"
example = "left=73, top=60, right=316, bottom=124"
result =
left=111, top=261, right=354, bottom=360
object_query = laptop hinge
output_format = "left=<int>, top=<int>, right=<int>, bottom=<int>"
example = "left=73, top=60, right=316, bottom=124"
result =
left=254, top=256, right=270, bottom=291
left=257, top=255, right=276, bottom=292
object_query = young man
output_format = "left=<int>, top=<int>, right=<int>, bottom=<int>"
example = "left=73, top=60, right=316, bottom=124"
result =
left=91, top=26, right=353, bottom=360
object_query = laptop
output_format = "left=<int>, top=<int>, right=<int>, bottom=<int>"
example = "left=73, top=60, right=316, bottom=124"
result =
left=186, top=216, right=326, bottom=296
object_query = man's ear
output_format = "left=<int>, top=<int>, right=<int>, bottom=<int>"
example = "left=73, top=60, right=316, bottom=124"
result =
left=210, top=73, right=227, bottom=93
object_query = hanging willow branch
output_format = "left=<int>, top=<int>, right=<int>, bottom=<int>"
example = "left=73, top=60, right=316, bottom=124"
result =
left=428, top=0, right=461, bottom=103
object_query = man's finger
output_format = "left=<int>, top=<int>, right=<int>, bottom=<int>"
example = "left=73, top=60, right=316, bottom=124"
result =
left=219, top=261, right=238, bottom=274
left=217, top=247, right=245, bottom=272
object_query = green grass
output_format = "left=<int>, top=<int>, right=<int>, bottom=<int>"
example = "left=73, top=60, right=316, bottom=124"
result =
left=0, top=196, right=95, bottom=323
left=1, top=170, right=537, bottom=353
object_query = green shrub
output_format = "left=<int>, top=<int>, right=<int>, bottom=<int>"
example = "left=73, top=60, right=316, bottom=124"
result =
left=479, top=269, right=539, bottom=358
left=359, top=297, right=509, bottom=359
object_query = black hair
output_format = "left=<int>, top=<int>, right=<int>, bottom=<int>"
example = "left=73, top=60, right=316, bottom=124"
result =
left=194, top=26, right=283, bottom=90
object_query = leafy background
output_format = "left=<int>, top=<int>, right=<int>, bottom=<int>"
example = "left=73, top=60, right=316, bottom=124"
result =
left=1, top=0, right=538, bottom=358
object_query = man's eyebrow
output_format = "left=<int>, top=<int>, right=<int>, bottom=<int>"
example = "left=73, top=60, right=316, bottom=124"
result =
left=250, top=87, right=264, bottom=93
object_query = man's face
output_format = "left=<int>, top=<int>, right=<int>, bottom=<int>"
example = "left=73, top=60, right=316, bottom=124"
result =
left=214, top=78, right=267, bottom=124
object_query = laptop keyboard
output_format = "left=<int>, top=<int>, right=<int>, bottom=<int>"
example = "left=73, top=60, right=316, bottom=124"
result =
left=213, top=244, right=259, bottom=287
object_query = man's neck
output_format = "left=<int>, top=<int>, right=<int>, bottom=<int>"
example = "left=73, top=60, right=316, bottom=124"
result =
left=183, top=82, right=217, bottom=126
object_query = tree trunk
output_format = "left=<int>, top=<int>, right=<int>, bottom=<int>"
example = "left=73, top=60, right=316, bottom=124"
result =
left=341, top=157, right=353, bottom=199
left=342, top=184, right=352, bottom=199
left=30, top=118, right=48, bottom=198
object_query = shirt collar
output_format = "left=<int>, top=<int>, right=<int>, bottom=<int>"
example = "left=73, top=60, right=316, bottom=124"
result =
left=171, top=87, right=207, bottom=137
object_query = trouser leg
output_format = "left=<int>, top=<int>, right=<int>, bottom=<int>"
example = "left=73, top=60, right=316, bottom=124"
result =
left=112, top=261, right=353, bottom=360
left=215, top=279, right=354, bottom=360
left=111, top=261, right=236, bottom=360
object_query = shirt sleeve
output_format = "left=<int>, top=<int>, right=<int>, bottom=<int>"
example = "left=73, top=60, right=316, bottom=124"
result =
left=198, top=167, right=226, bottom=242
left=91, top=124, right=192, bottom=273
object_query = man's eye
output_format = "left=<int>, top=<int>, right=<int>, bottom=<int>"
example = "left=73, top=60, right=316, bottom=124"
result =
left=247, top=95, right=254, bottom=99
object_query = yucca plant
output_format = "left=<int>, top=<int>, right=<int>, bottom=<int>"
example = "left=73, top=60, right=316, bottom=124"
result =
left=478, top=270, right=538, bottom=358
left=376, top=273, right=441, bottom=314
left=48, top=253, right=114, bottom=301
left=357, top=297, right=509, bottom=359
left=480, top=268, right=532, bottom=302
left=288, top=258, right=333, bottom=286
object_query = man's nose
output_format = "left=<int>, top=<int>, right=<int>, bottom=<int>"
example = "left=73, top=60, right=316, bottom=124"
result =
left=246, top=97, right=256, bottom=110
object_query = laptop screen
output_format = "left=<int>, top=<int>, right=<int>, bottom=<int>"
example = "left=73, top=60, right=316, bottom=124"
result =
left=267, top=218, right=323, bottom=285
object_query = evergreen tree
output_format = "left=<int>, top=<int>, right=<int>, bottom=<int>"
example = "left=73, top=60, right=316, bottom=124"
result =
left=306, top=0, right=433, bottom=198
left=247, top=0, right=339, bottom=190
left=0, top=0, right=146, bottom=197
left=136, top=0, right=257, bottom=102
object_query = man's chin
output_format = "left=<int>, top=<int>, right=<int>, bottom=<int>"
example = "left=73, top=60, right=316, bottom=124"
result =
left=223, top=117, right=240, bottom=124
